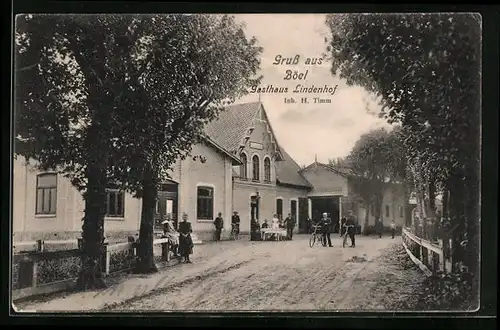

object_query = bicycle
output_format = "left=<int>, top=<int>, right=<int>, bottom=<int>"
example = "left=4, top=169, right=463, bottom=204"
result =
left=309, top=224, right=327, bottom=248
left=342, top=225, right=355, bottom=248
left=229, top=224, right=240, bottom=240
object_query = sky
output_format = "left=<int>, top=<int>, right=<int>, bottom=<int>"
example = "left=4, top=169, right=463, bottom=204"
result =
left=233, top=14, right=390, bottom=167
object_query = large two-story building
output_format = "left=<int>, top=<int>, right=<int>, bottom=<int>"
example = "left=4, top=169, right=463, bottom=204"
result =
left=12, top=101, right=408, bottom=243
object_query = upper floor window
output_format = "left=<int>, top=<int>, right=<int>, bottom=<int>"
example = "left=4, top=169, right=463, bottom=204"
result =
left=106, top=188, right=125, bottom=218
left=252, top=155, right=260, bottom=181
left=385, top=205, right=390, bottom=217
left=36, top=173, right=57, bottom=215
left=264, top=157, right=271, bottom=182
left=240, top=153, right=248, bottom=179
left=197, top=186, right=214, bottom=220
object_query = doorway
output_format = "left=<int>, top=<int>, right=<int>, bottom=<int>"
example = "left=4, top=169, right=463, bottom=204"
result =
left=154, top=181, right=178, bottom=231
left=310, top=196, right=340, bottom=233
left=276, top=198, right=283, bottom=220
left=298, top=197, right=309, bottom=233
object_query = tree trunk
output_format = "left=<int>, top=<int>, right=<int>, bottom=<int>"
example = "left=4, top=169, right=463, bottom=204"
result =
left=403, top=185, right=412, bottom=227
left=373, top=192, right=383, bottom=224
left=442, top=189, right=449, bottom=219
left=464, top=166, right=479, bottom=277
left=362, top=203, right=370, bottom=235
left=428, top=179, right=436, bottom=215
left=449, top=176, right=466, bottom=273
left=134, top=168, right=158, bottom=274
left=75, top=163, right=107, bottom=290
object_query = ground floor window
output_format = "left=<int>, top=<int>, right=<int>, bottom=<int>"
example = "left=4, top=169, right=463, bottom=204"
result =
left=197, top=186, right=214, bottom=220
left=106, top=189, right=125, bottom=218
left=36, top=173, right=57, bottom=215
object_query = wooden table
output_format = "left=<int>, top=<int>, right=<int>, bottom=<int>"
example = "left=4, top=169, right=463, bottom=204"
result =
left=261, top=229, right=287, bottom=241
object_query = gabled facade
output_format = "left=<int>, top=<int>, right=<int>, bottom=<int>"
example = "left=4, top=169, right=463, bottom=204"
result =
left=204, top=102, right=312, bottom=236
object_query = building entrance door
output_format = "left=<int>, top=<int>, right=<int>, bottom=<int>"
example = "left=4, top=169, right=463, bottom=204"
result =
left=154, top=181, right=178, bottom=232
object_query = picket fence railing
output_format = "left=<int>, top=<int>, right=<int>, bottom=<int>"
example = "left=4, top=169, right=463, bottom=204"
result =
left=12, top=237, right=172, bottom=301
left=402, top=227, right=453, bottom=276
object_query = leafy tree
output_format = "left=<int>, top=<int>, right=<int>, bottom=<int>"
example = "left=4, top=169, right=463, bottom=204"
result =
left=15, top=14, right=148, bottom=289
left=108, top=14, right=262, bottom=273
left=345, top=128, right=404, bottom=231
left=325, top=13, right=480, bottom=280
left=15, top=14, right=263, bottom=285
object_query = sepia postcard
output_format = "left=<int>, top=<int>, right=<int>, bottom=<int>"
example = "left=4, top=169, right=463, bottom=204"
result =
left=11, top=12, right=482, bottom=315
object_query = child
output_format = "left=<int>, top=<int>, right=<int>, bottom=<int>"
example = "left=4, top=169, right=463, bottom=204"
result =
left=390, top=220, right=396, bottom=239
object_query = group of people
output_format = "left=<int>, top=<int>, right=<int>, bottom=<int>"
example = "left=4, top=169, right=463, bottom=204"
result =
left=312, top=210, right=358, bottom=248
left=213, top=211, right=241, bottom=240
left=213, top=211, right=298, bottom=241
left=259, top=213, right=297, bottom=240
left=161, top=213, right=194, bottom=263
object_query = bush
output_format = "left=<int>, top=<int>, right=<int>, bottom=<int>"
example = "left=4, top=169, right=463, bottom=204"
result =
left=10, top=256, right=84, bottom=287
left=417, top=266, right=475, bottom=310
left=109, top=250, right=135, bottom=273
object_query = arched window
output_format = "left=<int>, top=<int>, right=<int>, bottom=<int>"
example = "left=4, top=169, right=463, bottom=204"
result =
left=240, top=153, right=248, bottom=179
left=264, top=157, right=271, bottom=182
left=252, top=155, right=260, bottom=181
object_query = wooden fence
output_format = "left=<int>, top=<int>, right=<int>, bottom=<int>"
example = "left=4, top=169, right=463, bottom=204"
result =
left=402, top=227, right=452, bottom=276
left=12, top=237, right=172, bottom=301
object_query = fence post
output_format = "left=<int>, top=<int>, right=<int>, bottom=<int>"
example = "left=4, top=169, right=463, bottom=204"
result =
left=105, top=244, right=111, bottom=276
left=101, top=242, right=109, bottom=276
left=127, top=236, right=137, bottom=264
left=422, top=246, right=428, bottom=267
left=432, top=251, right=440, bottom=275
left=36, top=239, right=45, bottom=253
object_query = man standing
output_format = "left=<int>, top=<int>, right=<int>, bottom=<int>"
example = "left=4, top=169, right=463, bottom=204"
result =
left=284, top=213, right=296, bottom=240
left=231, top=211, right=241, bottom=238
left=214, top=212, right=224, bottom=241
left=390, top=220, right=396, bottom=239
left=321, top=212, right=333, bottom=247
left=346, top=210, right=358, bottom=247
left=376, top=218, right=383, bottom=238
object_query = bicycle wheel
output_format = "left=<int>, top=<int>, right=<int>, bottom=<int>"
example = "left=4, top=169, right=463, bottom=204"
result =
left=309, top=234, right=316, bottom=248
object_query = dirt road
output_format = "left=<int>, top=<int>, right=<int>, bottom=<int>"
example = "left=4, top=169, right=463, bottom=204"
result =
left=108, top=235, right=424, bottom=311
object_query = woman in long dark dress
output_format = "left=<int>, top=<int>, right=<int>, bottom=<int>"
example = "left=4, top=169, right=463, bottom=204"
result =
left=178, top=213, right=194, bottom=263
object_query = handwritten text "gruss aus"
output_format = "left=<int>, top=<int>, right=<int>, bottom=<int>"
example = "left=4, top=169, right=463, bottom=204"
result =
left=273, top=55, right=323, bottom=81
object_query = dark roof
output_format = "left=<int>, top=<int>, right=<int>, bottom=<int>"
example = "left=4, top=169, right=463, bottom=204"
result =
left=299, top=162, right=353, bottom=177
left=276, top=150, right=313, bottom=189
left=203, top=102, right=262, bottom=153
left=202, top=135, right=242, bottom=165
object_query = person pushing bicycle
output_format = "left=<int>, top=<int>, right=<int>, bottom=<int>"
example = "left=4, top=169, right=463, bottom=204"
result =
left=345, top=210, right=357, bottom=247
